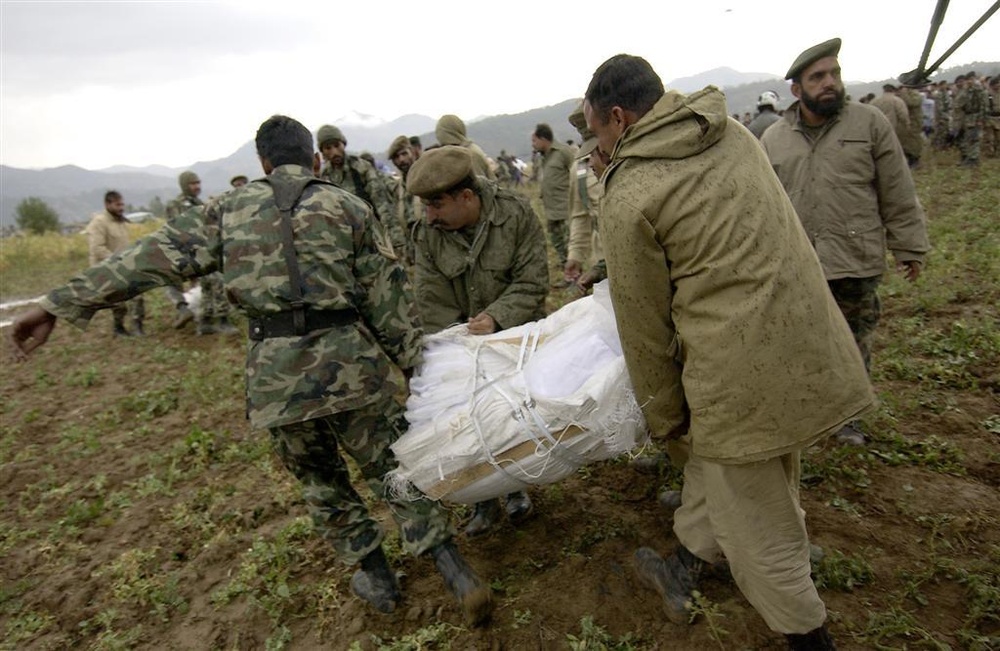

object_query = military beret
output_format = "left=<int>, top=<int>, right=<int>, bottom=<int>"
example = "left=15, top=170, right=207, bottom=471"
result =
left=229, top=174, right=248, bottom=187
left=178, top=170, right=200, bottom=191
left=568, top=102, right=598, bottom=159
left=406, top=145, right=474, bottom=198
left=387, top=135, right=410, bottom=159
left=317, top=124, right=346, bottom=148
left=785, top=37, right=841, bottom=80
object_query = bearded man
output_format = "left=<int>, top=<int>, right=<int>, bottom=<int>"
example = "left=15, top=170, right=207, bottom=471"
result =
left=761, top=38, right=929, bottom=446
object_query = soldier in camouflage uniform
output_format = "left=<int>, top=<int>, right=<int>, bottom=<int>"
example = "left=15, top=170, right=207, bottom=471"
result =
left=166, top=171, right=236, bottom=335
left=953, top=73, right=987, bottom=167
left=9, top=115, right=492, bottom=627
left=932, top=81, right=952, bottom=150
left=984, top=77, right=1000, bottom=158
left=407, top=146, right=549, bottom=537
left=532, top=123, right=575, bottom=274
left=316, top=125, right=408, bottom=258
left=386, top=135, right=424, bottom=266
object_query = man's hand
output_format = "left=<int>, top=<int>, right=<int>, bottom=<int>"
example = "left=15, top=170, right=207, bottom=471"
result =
left=8, top=306, right=57, bottom=361
left=564, top=259, right=582, bottom=282
left=898, top=260, right=922, bottom=282
left=467, top=312, right=497, bottom=335
left=575, top=270, right=599, bottom=296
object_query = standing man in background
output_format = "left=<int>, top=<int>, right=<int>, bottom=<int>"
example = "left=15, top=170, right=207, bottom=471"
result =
left=87, top=190, right=144, bottom=337
left=532, top=123, right=574, bottom=277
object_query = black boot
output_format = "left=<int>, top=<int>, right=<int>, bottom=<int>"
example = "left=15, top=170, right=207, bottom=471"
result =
left=350, top=546, right=401, bottom=614
left=504, top=491, right=534, bottom=524
left=634, top=545, right=703, bottom=624
left=113, top=315, right=130, bottom=337
left=786, top=625, right=836, bottom=650
left=464, top=499, right=502, bottom=537
left=216, top=316, right=238, bottom=335
left=196, top=317, right=217, bottom=335
left=430, top=540, right=492, bottom=627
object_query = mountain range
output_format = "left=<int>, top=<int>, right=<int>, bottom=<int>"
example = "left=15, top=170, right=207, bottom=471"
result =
left=2, top=63, right=996, bottom=229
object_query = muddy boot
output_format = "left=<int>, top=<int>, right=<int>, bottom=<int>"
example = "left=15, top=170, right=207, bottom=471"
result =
left=834, top=421, right=865, bottom=446
left=113, top=315, right=130, bottom=337
left=216, top=316, right=238, bottom=335
left=430, top=540, right=492, bottom=627
left=634, top=545, right=703, bottom=625
left=132, top=318, right=145, bottom=337
left=350, top=547, right=401, bottom=614
left=504, top=491, right=534, bottom=524
left=196, top=317, right=217, bottom=336
left=173, top=304, right=194, bottom=329
left=786, top=624, right=836, bottom=650
left=657, top=489, right=682, bottom=511
left=464, top=499, right=502, bottom=537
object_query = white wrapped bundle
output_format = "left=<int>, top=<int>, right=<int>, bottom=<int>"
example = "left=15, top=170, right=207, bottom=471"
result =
left=388, top=281, right=647, bottom=504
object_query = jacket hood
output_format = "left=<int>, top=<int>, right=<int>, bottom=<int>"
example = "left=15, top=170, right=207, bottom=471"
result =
left=614, top=86, right=730, bottom=162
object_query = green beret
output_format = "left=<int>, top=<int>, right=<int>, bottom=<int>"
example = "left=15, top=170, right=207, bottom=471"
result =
left=786, top=37, right=841, bottom=80
left=387, top=135, right=410, bottom=159
left=317, top=124, right=346, bottom=148
left=230, top=174, right=248, bottom=187
left=406, top=145, right=473, bottom=198
left=178, top=170, right=200, bottom=192
left=568, top=102, right=598, bottom=159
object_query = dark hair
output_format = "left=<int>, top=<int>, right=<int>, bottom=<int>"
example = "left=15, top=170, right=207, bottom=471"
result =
left=585, top=54, right=664, bottom=122
left=255, top=115, right=314, bottom=168
left=533, top=123, right=554, bottom=142
left=409, top=135, right=422, bottom=147
left=104, top=190, right=122, bottom=204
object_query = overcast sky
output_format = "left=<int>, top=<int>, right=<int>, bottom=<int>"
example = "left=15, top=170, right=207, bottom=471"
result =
left=2, top=0, right=997, bottom=170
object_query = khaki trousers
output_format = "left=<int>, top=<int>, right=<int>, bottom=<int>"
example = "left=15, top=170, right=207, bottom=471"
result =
left=673, top=451, right=826, bottom=634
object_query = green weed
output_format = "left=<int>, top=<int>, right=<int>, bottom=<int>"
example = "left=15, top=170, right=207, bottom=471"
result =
left=813, top=549, right=875, bottom=591
left=565, top=615, right=641, bottom=650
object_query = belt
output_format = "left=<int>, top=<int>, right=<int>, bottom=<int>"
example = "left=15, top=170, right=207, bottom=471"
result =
left=248, top=308, right=358, bottom=341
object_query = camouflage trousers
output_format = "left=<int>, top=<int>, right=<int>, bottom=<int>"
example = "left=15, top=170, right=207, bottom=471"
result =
left=199, top=272, right=230, bottom=320
left=984, top=117, right=1000, bottom=158
left=111, top=296, right=145, bottom=323
left=932, top=118, right=950, bottom=149
left=546, top=218, right=569, bottom=266
left=269, top=400, right=453, bottom=566
left=827, top=275, right=881, bottom=374
left=958, top=126, right=981, bottom=164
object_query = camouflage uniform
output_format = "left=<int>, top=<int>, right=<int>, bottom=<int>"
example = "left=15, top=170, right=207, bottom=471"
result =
left=168, top=192, right=231, bottom=325
left=40, top=164, right=451, bottom=564
left=897, top=87, right=925, bottom=164
left=320, top=155, right=407, bottom=258
left=386, top=175, right=421, bottom=267
left=985, top=85, right=1000, bottom=158
left=414, top=179, right=549, bottom=333
left=954, top=82, right=987, bottom=165
left=932, top=86, right=952, bottom=149
left=86, top=209, right=145, bottom=328
left=538, top=141, right=574, bottom=265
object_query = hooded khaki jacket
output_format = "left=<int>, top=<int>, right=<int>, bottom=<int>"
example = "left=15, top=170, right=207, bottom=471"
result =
left=414, top=180, right=548, bottom=333
left=600, top=87, right=875, bottom=463
left=761, top=101, right=929, bottom=280
left=87, top=210, right=132, bottom=265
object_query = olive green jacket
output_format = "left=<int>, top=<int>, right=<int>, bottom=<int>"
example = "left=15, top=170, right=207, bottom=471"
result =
left=601, top=87, right=875, bottom=463
left=414, top=180, right=548, bottom=333
left=538, top=141, right=574, bottom=221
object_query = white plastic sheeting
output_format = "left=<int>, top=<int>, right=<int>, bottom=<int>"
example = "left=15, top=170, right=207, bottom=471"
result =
left=388, top=281, right=647, bottom=504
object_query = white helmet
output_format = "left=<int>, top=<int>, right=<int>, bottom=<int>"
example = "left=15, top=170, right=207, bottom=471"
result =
left=757, top=91, right=780, bottom=108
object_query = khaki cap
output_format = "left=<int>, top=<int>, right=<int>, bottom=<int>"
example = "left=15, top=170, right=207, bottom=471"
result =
left=317, top=124, right=346, bottom=148
left=785, top=37, right=841, bottom=80
left=406, top=145, right=473, bottom=198
left=229, top=174, right=248, bottom=186
left=387, top=135, right=410, bottom=159
left=568, top=102, right=598, bottom=159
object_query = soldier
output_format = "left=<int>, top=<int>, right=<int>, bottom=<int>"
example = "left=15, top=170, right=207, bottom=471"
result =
left=532, top=123, right=575, bottom=274
left=583, top=53, right=875, bottom=651
left=953, top=72, right=987, bottom=167
left=167, top=171, right=236, bottom=335
left=409, top=136, right=423, bottom=160
left=897, top=83, right=926, bottom=166
left=761, top=38, right=930, bottom=446
left=9, top=115, right=492, bottom=627
left=86, top=190, right=144, bottom=336
left=434, top=115, right=494, bottom=180
left=871, top=84, right=911, bottom=150
left=162, top=171, right=198, bottom=329
left=746, top=91, right=782, bottom=139
left=564, top=104, right=607, bottom=294
left=932, top=80, right=952, bottom=150
left=386, top=135, right=423, bottom=265
left=316, top=124, right=407, bottom=256
left=230, top=175, right=249, bottom=189
left=983, top=76, right=1000, bottom=158
left=407, top=146, right=548, bottom=537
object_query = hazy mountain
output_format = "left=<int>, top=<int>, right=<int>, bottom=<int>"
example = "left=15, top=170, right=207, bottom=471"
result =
left=4, top=62, right=996, bottom=229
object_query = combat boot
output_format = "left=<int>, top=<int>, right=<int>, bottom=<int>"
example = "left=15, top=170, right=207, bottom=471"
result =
left=657, top=489, right=683, bottom=511
left=504, top=491, right=534, bottom=524
left=786, top=624, right=837, bottom=650
left=132, top=318, right=145, bottom=337
left=430, top=540, right=492, bottom=627
left=350, top=546, right=401, bottom=614
left=196, top=317, right=217, bottom=336
left=215, top=316, right=238, bottom=335
left=173, top=304, right=195, bottom=329
left=464, top=499, right=502, bottom=537
left=113, top=315, right=130, bottom=337
left=634, top=545, right=703, bottom=624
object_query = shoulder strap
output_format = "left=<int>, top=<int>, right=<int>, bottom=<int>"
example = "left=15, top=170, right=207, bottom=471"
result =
left=347, top=158, right=377, bottom=216
left=267, top=175, right=322, bottom=335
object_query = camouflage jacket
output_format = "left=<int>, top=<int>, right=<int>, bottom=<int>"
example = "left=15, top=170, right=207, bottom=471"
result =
left=41, top=164, right=423, bottom=430
left=387, top=175, right=423, bottom=265
left=319, top=155, right=407, bottom=255
left=538, top=141, right=574, bottom=221
left=165, top=193, right=203, bottom=223
left=954, top=84, right=987, bottom=129
left=413, top=179, right=548, bottom=333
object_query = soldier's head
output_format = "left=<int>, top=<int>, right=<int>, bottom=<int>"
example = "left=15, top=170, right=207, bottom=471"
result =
left=882, top=83, right=898, bottom=94
left=584, top=54, right=664, bottom=157
left=178, top=170, right=201, bottom=197
left=406, top=146, right=481, bottom=231
left=255, top=115, right=314, bottom=173
left=531, top=123, right=554, bottom=154
left=388, top=135, right=415, bottom=175
left=569, top=102, right=608, bottom=177
left=104, top=190, right=124, bottom=218
left=435, top=115, right=467, bottom=146
left=786, top=38, right=845, bottom=123
left=230, top=175, right=248, bottom=188
left=316, top=124, right=347, bottom=168
left=409, top=135, right=423, bottom=159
